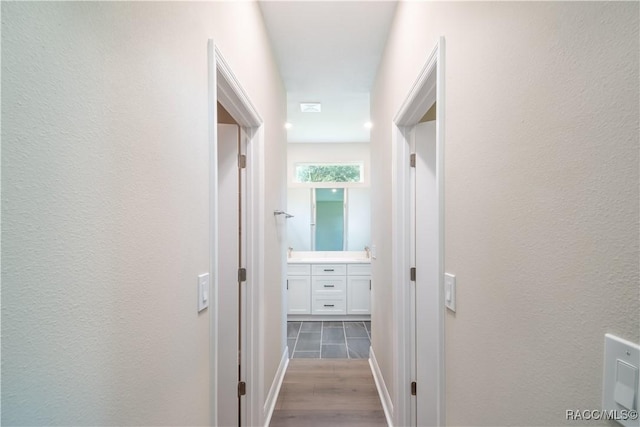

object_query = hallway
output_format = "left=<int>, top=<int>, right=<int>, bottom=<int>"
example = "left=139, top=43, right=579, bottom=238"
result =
left=269, top=359, right=387, bottom=427
left=2, top=2, right=639, bottom=426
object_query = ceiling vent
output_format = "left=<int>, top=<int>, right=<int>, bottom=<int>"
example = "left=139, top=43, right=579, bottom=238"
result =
left=300, top=102, right=321, bottom=113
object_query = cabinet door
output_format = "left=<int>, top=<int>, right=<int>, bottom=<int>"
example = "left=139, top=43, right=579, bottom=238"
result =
left=347, top=276, right=371, bottom=315
left=287, top=276, right=311, bottom=314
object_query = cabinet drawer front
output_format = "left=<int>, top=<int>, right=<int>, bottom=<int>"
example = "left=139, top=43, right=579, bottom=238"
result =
left=312, top=277, right=346, bottom=293
left=347, top=264, right=371, bottom=275
left=311, top=264, right=346, bottom=276
left=312, top=296, right=346, bottom=315
left=288, top=264, right=311, bottom=275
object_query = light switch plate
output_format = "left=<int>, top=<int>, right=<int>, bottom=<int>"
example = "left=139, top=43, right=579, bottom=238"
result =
left=444, top=273, right=456, bottom=312
left=603, top=334, right=639, bottom=426
left=198, top=273, right=209, bottom=313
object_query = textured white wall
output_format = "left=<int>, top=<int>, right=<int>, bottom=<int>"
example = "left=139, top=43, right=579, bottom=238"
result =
left=1, top=2, right=286, bottom=425
left=371, top=2, right=639, bottom=425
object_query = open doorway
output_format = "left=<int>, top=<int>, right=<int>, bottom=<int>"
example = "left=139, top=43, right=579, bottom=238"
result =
left=216, top=103, right=246, bottom=427
left=284, top=143, right=373, bottom=361
left=391, top=37, right=446, bottom=427
left=208, top=41, right=265, bottom=427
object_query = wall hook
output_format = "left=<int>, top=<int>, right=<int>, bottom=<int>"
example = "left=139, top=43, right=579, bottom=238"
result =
left=273, top=210, right=294, bottom=218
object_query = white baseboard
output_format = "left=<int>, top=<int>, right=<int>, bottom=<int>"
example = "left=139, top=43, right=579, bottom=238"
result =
left=263, top=346, right=289, bottom=427
left=369, top=347, right=394, bottom=427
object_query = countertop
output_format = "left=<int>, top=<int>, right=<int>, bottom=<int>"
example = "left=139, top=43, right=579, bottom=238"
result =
left=287, top=258, right=371, bottom=264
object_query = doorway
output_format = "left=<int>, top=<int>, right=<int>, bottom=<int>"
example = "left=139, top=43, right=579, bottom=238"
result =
left=392, top=37, right=445, bottom=427
left=217, top=109, right=247, bottom=426
left=208, top=41, right=265, bottom=427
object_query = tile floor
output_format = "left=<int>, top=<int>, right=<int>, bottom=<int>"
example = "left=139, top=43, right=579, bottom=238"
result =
left=287, top=321, right=371, bottom=359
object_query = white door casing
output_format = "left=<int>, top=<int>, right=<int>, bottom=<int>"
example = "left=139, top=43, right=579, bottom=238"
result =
left=208, top=40, right=265, bottom=427
left=391, top=37, right=445, bottom=427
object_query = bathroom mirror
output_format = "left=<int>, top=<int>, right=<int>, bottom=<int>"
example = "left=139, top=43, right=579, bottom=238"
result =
left=287, top=187, right=370, bottom=251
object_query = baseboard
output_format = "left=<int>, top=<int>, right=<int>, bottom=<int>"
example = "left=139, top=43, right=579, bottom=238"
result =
left=369, top=347, right=394, bottom=427
left=263, top=346, right=289, bottom=427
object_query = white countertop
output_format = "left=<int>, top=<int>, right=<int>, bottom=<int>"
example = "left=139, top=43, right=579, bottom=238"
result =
left=287, top=258, right=370, bottom=264
left=287, top=251, right=371, bottom=264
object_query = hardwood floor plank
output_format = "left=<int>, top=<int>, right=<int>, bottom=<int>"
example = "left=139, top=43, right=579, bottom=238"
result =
left=269, top=359, right=387, bottom=427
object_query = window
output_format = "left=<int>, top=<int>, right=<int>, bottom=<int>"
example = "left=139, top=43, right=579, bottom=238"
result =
left=294, top=163, right=363, bottom=183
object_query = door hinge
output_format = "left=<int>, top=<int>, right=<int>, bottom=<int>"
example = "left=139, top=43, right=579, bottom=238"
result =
left=238, top=268, right=247, bottom=282
left=411, top=381, right=417, bottom=396
left=410, top=153, right=416, bottom=168
left=286, top=279, right=289, bottom=290
left=238, top=381, right=247, bottom=397
left=410, top=267, right=416, bottom=281
left=238, top=154, right=247, bottom=169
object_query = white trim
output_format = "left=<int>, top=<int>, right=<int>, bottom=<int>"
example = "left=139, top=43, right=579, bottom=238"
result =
left=208, top=40, right=265, bottom=427
left=393, top=42, right=439, bottom=127
left=370, top=347, right=394, bottom=427
left=247, top=124, right=266, bottom=427
left=263, top=347, right=290, bottom=427
left=391, top=36, right=446, bottom=427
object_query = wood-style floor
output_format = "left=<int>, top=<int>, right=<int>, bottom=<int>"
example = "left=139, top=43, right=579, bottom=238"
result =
left=269, top=359, right=388, bottom=427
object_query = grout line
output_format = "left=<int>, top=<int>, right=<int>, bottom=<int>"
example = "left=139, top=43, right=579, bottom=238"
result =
left=343, top=321, right=350, bottom=359
left=319, top=321, right=324, bottom=358
left=293, top=321, right=302, bottom=355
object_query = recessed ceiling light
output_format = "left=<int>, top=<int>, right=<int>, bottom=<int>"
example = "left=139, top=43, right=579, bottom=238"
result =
left=332, top=189, right=337, bottom=193
left=364, top=121, right=373, bottom=129
left=284, top=122, right=292, bottom=129
left=300, top=103, right=321, bottom=113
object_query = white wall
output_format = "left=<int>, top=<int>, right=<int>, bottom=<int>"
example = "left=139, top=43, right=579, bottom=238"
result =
left=371, top=2, right=639, bottom=425
left=287, top=142, right=371, bottom=187
left=1, top=2, right=286, bottom=425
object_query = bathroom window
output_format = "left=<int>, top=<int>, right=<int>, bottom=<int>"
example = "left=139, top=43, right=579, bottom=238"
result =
left=294, top=163, right=363, bottom=183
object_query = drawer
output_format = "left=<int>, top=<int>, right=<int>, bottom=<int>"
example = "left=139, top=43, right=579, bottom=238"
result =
left=312, top=295, right=346, bottom=315
left=311, top=264, right=346, bottom=276
left=312, top=276, right=346, bottom=294
left=347, top=264, right=371, bottom=275
left=288, top=264, right=311, bottom=275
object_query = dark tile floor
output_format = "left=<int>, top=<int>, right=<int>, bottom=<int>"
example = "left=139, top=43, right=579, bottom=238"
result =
left=287, top=321, right=371, bottom=359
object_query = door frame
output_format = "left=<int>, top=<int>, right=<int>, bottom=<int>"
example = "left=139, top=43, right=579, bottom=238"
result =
left=391, top=37, right=445, bottom=427
left=208, top=40, right=265, bottom=427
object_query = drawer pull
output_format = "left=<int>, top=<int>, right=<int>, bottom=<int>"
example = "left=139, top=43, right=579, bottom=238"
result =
left=324, top=304, right=335, bottom=307
left=323, top=269, right=334, bottom=272
left=323, top=284, right=335, bottom=288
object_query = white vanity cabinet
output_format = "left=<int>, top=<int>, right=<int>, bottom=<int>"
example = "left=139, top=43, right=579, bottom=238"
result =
left=347, top=264, right=371, bottom=315
left=287, top=262, right=370, bottom=319
left=312, top=264, right=347, bottom=315
left=287, top=264, right=311, bottom=315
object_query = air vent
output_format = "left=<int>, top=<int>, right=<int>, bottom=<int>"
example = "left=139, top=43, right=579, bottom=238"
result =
left=300, top=102, right=321, bottom=113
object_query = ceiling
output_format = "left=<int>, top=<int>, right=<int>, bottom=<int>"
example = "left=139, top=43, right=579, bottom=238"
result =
left=259, top=1, right=398, bottom=143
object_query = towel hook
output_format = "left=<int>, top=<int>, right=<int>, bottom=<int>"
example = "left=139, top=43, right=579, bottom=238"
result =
left=273, top=210, right=294, bottom=219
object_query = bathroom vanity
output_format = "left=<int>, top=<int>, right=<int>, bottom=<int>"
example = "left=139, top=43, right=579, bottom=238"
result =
left=287, top=254, right=371, bottom=321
